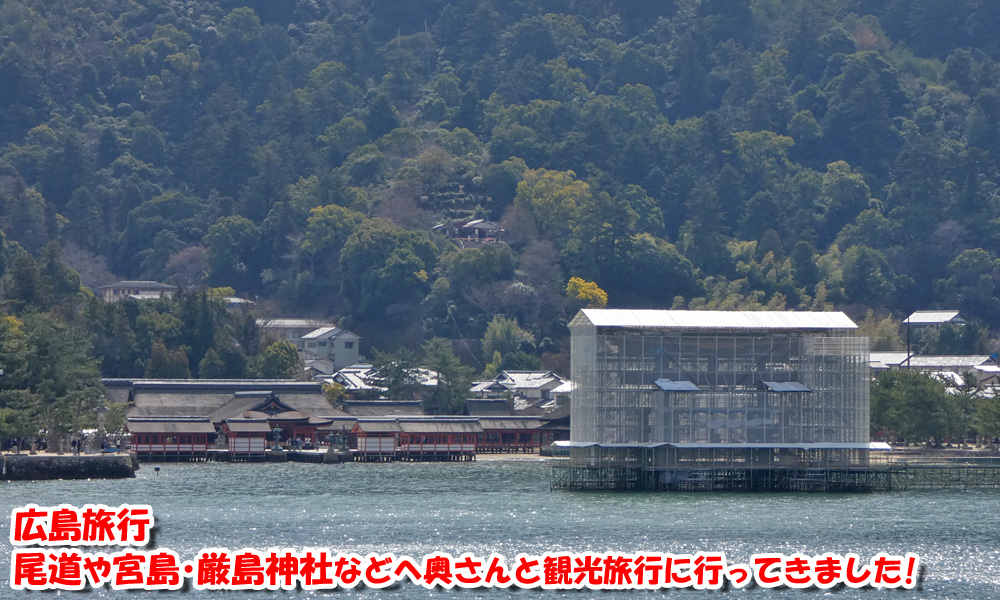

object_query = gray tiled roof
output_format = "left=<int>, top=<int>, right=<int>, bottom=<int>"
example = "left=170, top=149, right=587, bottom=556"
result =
left=398, top=419, right=483, bottom=434
left=478, top=418, right=546, bottom=430
left=342, top=401, right=425, bottom=417
left=120, top=379, right=348, bottom=422
left=223, top=420, right=272, bottom=433
left=98, top=281, right=176, bottom=290
left=466, top=400, right=512, bottom=416
left=126, top=419, right=216, bottom=434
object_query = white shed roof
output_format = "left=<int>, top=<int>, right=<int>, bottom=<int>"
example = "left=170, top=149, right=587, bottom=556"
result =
left=258, top=318, right=333, bottom=329
left=869, top=352, right=911, bottom=366
left=302, top=326, right=359, bottom=340
left=576, top=310, right=857, bottom=331
left=905, top=355, right=993, bottom=369
left=904, top=310, right=963, bottom=325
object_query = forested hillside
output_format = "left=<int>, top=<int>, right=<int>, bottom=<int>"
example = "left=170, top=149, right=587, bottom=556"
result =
left=2, top=0, right=1000, bottom=384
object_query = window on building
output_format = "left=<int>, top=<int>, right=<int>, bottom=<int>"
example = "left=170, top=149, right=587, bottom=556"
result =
left=344, top=341, right=354, bottom=349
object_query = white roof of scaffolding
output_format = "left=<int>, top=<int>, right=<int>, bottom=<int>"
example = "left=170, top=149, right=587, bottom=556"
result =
left=576, top=310, right=857, bottom=331
left=553, top=441, right=891, bottom=450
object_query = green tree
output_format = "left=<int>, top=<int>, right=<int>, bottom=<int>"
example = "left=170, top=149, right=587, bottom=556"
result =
left=514, top=168, right=592, bottom=239
left=818, top=162, right=875, bottom=245
left=678, top=179, right=730, bottom=275
left=204, top=216, right=262, bottom=289
left=823, top=52, right=907, bottom=178
left=482, top=157, right=528, bottom=210
left=0, top=180, right=48, bottom=254
left=371, top=347, right=422, bottom=401
left=841, top=245, right=894, bottom=306
left=340, top=219, right=437, bottom=322
left=856, top=310, right=902, bottom=351
left=306, top=61, right=361, bottom=127
left=421, top=337, right=474, bottom=415
left=102, top=402, right=129, bottom=442
left=935, top=249, right=1000, bottom=320
left=319, top=117, right=368, bottom=165
left=4, top=253, right=50, bottom=314
left=301, top=204, right=366, bottom=268
left=364, top=93, right=400, bottom=138
left=250, top=341, right=302, bottom=379
left=118, top=191, right=208, bottom=273
left=916, top=322, right=991, bottom=355
left=481, top=315, right=534, bottom=364
left=974, top=389, right=1000, bottom=440
left=198, top=348, right=225, bottom=379
left=145, top=339, right=191, bottom=379
left=20, top=313, right=103, bottom=440
left=871, top=370, right=956, bottom=446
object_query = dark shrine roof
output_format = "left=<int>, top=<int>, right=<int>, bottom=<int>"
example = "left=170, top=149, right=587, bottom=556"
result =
left=117, top=379, right=349, bottom=422
left=466, top=399, right=512, bottom=416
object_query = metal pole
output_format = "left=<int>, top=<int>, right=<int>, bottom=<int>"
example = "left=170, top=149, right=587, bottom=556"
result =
left=906, top=318, right=911, bottom=369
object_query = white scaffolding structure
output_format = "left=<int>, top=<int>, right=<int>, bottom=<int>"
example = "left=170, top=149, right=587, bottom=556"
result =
left=563, top=310, right=873, bottom=489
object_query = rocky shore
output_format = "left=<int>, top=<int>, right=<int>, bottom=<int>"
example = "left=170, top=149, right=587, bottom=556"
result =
left=1, top=452, right=138, bottom=481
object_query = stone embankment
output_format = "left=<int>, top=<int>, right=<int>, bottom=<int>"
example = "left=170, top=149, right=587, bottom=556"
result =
left=2, top=453, right=137, bottom=481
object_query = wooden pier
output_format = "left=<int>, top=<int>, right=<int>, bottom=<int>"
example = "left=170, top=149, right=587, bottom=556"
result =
left=550, top=464, right=899, bottom=492
left=890, top=463, right=1000, bottom=490
left=551, top=456, right=1000, bottom=492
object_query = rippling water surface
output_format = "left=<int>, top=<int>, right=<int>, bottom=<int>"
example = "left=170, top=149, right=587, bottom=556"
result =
left=2, top=459, right=999, bottom=598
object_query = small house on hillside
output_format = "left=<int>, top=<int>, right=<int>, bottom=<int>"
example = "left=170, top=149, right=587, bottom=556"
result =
left=97, top=281, right=177, bottom=302
left=258, top=318, right=332, bottom=344
left=432, top=218, right=504, bottom=246
left=324, top=364, right=383, bottom=398
left=300, top=326, right=360, bottom=370
left=258, top=319, right=361, bottom=372
left=903, top=311, right=966, bottom=345
left=471, top=370, right=571, bottom=413
left=324, top=365, right=440, bottom=401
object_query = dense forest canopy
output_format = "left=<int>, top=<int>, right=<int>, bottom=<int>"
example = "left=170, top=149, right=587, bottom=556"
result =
left=2, top=0, right=1000, bottom=413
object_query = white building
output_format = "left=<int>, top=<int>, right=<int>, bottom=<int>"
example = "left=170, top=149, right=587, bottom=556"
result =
left=258, top=319, right=360, bottom=373
left=97, top=281, right=177, bottom=302
left=470, top=370, right=571, bottom=413
left=300, top=326, right=361, bottom=369
left=870, top=352, right=998, bottom=383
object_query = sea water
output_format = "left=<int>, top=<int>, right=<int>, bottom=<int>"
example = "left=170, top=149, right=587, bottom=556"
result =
left=2, top=459, right=999, bottom=598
